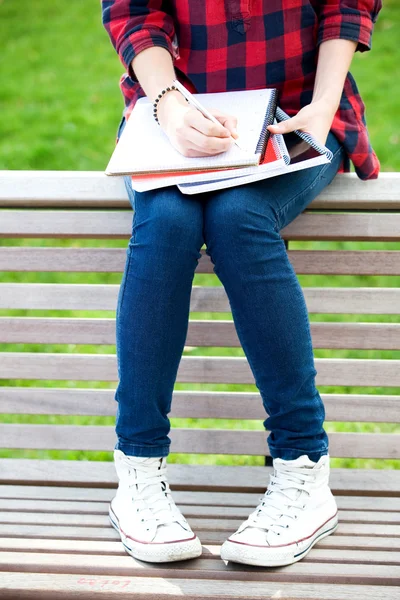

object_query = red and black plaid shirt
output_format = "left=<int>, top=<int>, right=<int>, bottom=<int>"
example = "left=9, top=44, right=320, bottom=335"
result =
left=102, top=0, right=382, bottom=179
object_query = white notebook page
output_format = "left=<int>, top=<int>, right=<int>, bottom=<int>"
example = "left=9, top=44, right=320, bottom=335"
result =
left=105, top=88, right=275, bottom=176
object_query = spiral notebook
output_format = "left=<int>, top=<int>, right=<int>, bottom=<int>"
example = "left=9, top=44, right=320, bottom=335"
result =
left=177, top=107, right=333, bottom=195
left=105, top=87, right=279, bottom=177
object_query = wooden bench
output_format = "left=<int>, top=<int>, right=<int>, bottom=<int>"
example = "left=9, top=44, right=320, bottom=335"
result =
left=0, top=170, right=399, bottom=599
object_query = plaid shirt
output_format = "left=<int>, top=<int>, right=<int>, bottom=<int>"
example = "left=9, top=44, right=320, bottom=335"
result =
left=102, top=0, right=382, bottom=180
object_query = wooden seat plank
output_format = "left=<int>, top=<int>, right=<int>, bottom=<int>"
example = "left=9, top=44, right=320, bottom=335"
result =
left=1, top=571, right=399, bottom=599
left=1, top=283, right=400, bottom=314
left=2, top=247, right=400, bottom=275
left=1, top=486, right=399, bottom=511
left=1, top=425, right=399, bottom=459
left=1, top=536, right=399, bottom=553
left=1, top=502, right=399, bottom=525
left=2, top=523, right=398, bottom=546
left=0, top=171, right=399, bottom=208
left=1, top=317, right=399, bottom=351
left=0, top=551, right=399, bottom=586
left=0, top=461, right=399, bottom=495
left=1, top=210, right=400, bottom=241
left=1, top=353, right=400, bottom=387
left=0, top=388, right=398, bottom=423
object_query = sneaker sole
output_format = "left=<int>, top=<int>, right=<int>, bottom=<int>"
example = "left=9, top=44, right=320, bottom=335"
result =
left=109, top=503, right=203, bottom=563
left=220, top=513, right=339, bottom=567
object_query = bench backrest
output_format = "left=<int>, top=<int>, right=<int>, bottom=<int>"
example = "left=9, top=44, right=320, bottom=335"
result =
left=1, top=171, right=399, bottom=463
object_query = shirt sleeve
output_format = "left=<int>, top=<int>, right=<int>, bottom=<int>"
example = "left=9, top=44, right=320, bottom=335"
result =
left=101, top=0, right=179, bottom=82
left=314, top=0, right=382, bottom=52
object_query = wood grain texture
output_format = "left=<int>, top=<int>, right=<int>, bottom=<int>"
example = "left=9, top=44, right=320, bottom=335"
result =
left=1, top=210, right=400, bottom=240
left=1, top=248, right=400, bottom=275
left=1, top=486, right=399, bottom=510
left=1, top=316, right=399, bottom=350
left=1, top=425, right=398, bottom=458
left=0, top=571, right=399, bottom=599
left=1, top=283, right=400, bottom=313
left=0, top=171, right=399, bottom=208
left=1, top=460, right=400, bottom=494
left=0, top=387, right=398, bottom=423
left=1, top=353, right=399, bottom=386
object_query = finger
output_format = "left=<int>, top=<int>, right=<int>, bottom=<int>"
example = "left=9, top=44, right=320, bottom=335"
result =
left=267, top=116, right=301, bottom=135
left=182, top=125, right=233, bottom=154
left=187, top=109, right=231, bottom=138
left=210, top=109, right=239, bottom=138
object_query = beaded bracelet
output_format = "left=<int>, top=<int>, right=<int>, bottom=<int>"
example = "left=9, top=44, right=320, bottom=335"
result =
left=152, top=84, right=188, bottom=124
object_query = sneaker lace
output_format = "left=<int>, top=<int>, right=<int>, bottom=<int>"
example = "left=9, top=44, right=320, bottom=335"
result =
left=246, top=463, right=317, bottom=535
left=125, top=459, right=187, bottom=529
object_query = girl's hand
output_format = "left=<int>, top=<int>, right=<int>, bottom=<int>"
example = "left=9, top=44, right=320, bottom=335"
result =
left=267, top=100, right=337, bottom=147
left=157, top=91, right=239, bottom=157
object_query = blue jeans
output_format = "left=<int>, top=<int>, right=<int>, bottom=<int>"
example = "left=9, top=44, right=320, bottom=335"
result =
left=114, top=115, right=345, bottom=461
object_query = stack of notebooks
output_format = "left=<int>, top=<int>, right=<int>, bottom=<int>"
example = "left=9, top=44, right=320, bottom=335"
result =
left=105, top=87, right=333, bottom=195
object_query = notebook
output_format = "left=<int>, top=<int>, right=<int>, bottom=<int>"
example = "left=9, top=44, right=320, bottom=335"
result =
left=177, top=108, right=333, bottom=194
left=105, top=87, right=279, bottom=176
left=129, top=130, right=289, bottom=192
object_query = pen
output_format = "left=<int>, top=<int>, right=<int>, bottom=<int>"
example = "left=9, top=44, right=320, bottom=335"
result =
left=172, top=79, right=245, bottom=150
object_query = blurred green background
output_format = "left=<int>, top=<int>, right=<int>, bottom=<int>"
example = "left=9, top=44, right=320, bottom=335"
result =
left=0, top=0, right=399, bottom=469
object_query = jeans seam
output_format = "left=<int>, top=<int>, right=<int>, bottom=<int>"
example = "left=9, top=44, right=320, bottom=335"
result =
left=118, top=248, right=132, bottom=313
left=275, top=145, right=344, bottom=230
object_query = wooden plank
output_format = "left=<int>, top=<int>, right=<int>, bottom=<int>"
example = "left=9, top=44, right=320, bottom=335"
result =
left=1, top=537, right=399, bottom=559
left=0, top=551, right=399, bottom=585
left=1, top=486, right=399, bottom=511
left=0, top=425, right=398, bottom=459
left=0, top=460, right=400, bottom=495
left=0, top=521, right=399, bottom=543
left=1, top=283, right=400, bottom=314
left=1, top=572, right=399, bottom=600
left=1, top=317, right=399, bottom=350
left=1, top=247, right=400, bottom=275
left=0, top=387, right=399, bottom=423
left=1, top=353, right=400, bottom=386
left=0, top=171, right=399, bottom=208
left=1, top=500, right=399, bottom=524
left=4, top=513, right=400, bottom=532
left=1, top=210, right=400, bottom=240
left=1, top=536, right=399, bottom=555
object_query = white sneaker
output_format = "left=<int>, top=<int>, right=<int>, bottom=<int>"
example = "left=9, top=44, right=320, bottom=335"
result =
left=220, top=453, right=338, bottom=567
left=109, top=449, right=203, bottom=563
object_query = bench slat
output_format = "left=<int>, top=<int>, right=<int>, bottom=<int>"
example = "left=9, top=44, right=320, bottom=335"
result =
left=0, top=539, right=399, bottom=563
left=1, top=571, right=398, bottom=599
left=0, top=425, right=399, bottom=459
left=1, top=248, right=400, bottom=275
left=1, top=210, right=400, bottom=240
left=3, top=512, right=400, bottom=530
left=1, top=353, right=399, bottom=386
left=1, top=485, right=399, bottom=510
left=1, top=317, right=399, bottom=350
left=0, top=387, right=398, bottom=423
left=1, top=283, right=400, bottom=313
left=1, top=460, right=399, bottom=494
left=0, top=522, right=398, bottom=544
left=1, top=500, right=398, bottom=524
left=0, top=550, right=399, bottom=586
left=1, top=171, right=399, bottom=208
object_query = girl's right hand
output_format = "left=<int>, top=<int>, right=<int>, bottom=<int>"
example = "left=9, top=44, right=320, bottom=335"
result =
left=157, top=90, right=239, bottom=157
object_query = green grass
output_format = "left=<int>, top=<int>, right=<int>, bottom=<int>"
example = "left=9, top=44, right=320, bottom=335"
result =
left=0, top=0, right=399, bottom=469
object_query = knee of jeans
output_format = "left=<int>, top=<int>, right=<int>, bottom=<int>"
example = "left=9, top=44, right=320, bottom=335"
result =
left=133, top=195, right=204, bottom=253
left=206, top=191, right=279, bottom=245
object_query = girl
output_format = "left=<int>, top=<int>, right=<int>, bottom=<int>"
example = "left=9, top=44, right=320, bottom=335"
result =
left=102, top=0, right=381, bottom=566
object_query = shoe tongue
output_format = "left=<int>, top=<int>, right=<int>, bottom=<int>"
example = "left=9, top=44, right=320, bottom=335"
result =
left=267, top=456, right=317, bottom=502
left=126, top=457, right=168, bottom=499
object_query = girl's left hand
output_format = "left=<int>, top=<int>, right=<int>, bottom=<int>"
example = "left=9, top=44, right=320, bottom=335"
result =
left=267, top=100, right=337, bottom=147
